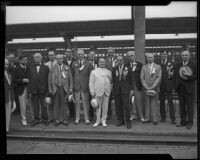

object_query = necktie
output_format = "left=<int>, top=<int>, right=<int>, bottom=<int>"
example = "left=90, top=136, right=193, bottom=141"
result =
left=119, top=66, right=123, bottom=81
left=51, top=61, right=53, bottom=69
left=149, top=64, right=152, bottom=74
left=79, top=61, right=82, bottom=68
left=162, top=59, right=165, bottom=65
left=58, top=65, right=62, bottom=86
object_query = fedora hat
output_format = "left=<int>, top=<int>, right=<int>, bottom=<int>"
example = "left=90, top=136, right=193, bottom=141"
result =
left=45, top=96, right=52, bottom=104
left=90, top=98, right=99, bottom=109
left=146, top=90, right=157, bottom=96
left=179, top=66, right=193, bottom=80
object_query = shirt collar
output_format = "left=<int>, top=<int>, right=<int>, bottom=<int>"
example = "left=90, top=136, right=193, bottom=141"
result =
left=183, top=60, right=189, bottom=66
left=20, top=64, right=26, bottom=69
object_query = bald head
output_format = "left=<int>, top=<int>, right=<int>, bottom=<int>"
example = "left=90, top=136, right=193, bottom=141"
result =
left=34, top=53, right=42, bottom=63
left=181, top=50, right=190, bottom=62
left=127, top=51, right=135, bottom=62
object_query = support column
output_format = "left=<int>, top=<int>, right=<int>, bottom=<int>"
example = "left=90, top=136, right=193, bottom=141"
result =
left=133, top=6, right=146, bottom=64
left=63, top=34, right=74, bottom=49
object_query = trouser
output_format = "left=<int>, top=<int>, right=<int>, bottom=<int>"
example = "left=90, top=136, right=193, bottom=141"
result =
left=31, top=92, right=48, bottom=121
left=144, top=92, right=159, bottom=122
left=13, top=88, right=20, bottom=114
left=130, top=86, right=144, bottom=119
left=159, top=88, right=175, bottom=121
left=18, top=87, right=27, bottom=121
left=54, top=86, right=68, bottom=122
left=89, top=94, right=94, bottom=120
left=115, top=93, right=131, bottom=124
left=177, top=84, right=194, bottom=125
left=5, top=94, right=12, bottom=132
left=68, top=101, right=75, bottom=118
left=107, top=91, right=113, bottom=119
left=74, top=91, right=89, bottom=121
left=95, top=93, right=110, bottom=124
left=47, top=95, right=55, bottom=121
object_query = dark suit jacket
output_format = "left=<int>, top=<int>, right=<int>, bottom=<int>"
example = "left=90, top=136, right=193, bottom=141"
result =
left=112, top=64, right=133, bottom=95
left=12, top=64, right=29, bottom=96
left=126, top=61, right=143, bottom=91
left=71, top=59, right=93, bottom=92
left=157, top=60, right=174, bottom=91
left=27, top=63, right=49, bottom=94
left=5, top=73, right=14, bottom=104
left=173, top=59, right=197, bottom=94
left=105, top=57, right=117, bottom=72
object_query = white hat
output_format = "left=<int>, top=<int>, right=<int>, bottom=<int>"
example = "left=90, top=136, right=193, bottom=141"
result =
left=90, top=98, right=99, bottom=109
left=45, top=97, right=52, bottom=104
left=65, top=92, right=74, bottom=103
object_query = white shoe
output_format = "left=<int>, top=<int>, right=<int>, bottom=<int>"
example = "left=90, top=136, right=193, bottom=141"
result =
left=93, top=122, right=99, bottom=127
left=102, top=122, right=107, bottom=127
left=130, top=115, right=137, bottom=121
left=21, top=119, right=27, bottom=125
left=141, top=118, right=145, bottom=122
left=85, top=120, right=90, bottom=124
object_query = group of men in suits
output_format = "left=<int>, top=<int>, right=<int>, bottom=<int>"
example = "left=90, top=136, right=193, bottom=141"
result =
left=5, top=47, right=196, bottom=130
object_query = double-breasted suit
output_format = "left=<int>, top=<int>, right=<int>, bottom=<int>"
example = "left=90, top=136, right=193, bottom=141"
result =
left=71, top=59, right=93, bottom=122
left=140, top=63, right=162, bottom=123
left=112, top=64, right=134, bottom=127
left=173, top=59, right=197, bottom=125
left=158, top=59, right=176, bottom=122
left=49, top=64, right=73, bottom=124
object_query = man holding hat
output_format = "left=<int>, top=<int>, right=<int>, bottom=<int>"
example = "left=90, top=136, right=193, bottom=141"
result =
left=126, top=51, right=144, bottom=122
left=140, top=53, right=162, bottom=125
left=173, top=50, right=197, bottom=129
left=63, top=48, right=76, bottom=119
left=89, top=58, right=112, bottom=127
left=105, top=47, right=117, bottom=120
left=49, top=54, right=73, bottom=126
left=12, top=54, right=29, bottom=125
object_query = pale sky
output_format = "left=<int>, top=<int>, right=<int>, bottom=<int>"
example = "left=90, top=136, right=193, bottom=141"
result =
left=6, top=1, right=197, bottom=43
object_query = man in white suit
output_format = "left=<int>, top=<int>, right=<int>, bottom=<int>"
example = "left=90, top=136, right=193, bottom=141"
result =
left=140, top=53, right=162, bottom=125
left=89, top=58, right=112, bottom=127
left=45, top=48, right=57, bottom=123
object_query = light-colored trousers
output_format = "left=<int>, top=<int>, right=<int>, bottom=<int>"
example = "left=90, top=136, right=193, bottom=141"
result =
left=144, top=92, right=159, bottom=122
left=5, top=95, right=12, bottom=132
left=96, top=93, right=110, bottom=124
left=74, top=91, right=89, bottom=121
left=18, top=87, right=27, bottom=121
left=130, top=87, right=144, bottom=119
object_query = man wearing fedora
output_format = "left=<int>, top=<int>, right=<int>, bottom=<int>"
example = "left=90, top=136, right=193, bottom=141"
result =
left=158, top=51, right=176, bottom=124
left=105, top=47, right=117, bottom=120
left=89, top=58, right=112, bottom=127
left=140, top=53, right=162, bottom=125
left=112, top=55, right=134, bottom=129
left=126, top=51, right=144, bottom=122
left=45, top=48, right=57, bottom=124
left=49, top=54, right=73, bottom=126
left=71, top=49, right=93, bottom=124
left=173, top=50, right=197, bottom=129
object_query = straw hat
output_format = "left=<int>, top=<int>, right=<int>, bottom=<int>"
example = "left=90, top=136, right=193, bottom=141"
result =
left=179, top=66, right=193, bottom=80
left=65, top=92, right=74, bottom=103
left=146, top=90, right=157, bottom=96
left=90, top=98, right=99, bottom=109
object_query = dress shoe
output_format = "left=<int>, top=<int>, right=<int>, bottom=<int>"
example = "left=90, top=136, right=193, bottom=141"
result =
left=102, top=122, right=107, bottom=127
left=30, top=120, right=40, bottom=127
left=141, top=118, right=145, bottom=122
left=142, top=119, right=150, bottom=123
left=85, top=120, right=90, bottom=125
left=171, top=120, right=176, bottom=124
left=106, top=116, right=111, bottom=120
left=21, top=119, right=28, bottom=126
left=63, top=121, right=69, bottom=126
left=43, top=121, right=49, bottom=126
left=126, top=122, right=132, bottom=129
left=74, top=120, right=80, bottom=125
left=176, top=122, right=186, bottom=127
left=54, top=121, right=60, bottom=127
left=93, top=122, right=100, bottom=127
left=186, top=123, right=193, bottom=129
left=48, top=119, right=54, bottom=123
left=116, top=122, right=124, bottom=127
left=160, top=119, right=166, bottom=122
left=153, top=121, right=158, bottom=125
left=130, top=115, right=137, bottom=121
